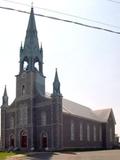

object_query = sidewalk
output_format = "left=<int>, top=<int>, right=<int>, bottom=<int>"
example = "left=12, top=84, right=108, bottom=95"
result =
left=6, top=154, right=26, bottom=160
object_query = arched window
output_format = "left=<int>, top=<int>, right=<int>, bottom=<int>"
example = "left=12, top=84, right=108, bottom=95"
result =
left=99, top=125, right=102, bottom=141
left=34, top=57, right=40, bottom=72
left=93, top=125, right=96, bottom=141
left=23, top=61, right=28, bottom=71
left=41, top=132, right=48, bottom=149
left=22, top=57, right=29, bottom=71
left=71, top=120, right=74, bottom=141
left=110, top=128, right=113, bottom=142
left=87, top=124, right=90, bottom=141
left=80, top=122, right=83, bottom=141
left=22, top=85, right=25, bottom=96
left=20, top=130, right=27, bottom=148
left=34, top=61, right=39, bottom=71
left=9, top=134, right=14, bottom=147
left=41, top=111, right=47, bottom=126
left=19, top=107, right=27, bottom=126
left=10, top=116, right=14, bottom=129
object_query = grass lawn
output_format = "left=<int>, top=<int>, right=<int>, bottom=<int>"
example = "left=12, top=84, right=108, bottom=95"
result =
left=0, top=152, right=17, bottom=160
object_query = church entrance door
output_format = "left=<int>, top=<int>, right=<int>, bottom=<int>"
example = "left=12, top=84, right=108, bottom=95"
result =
left=10, top=135, right=14, bottom=147
left=20, top=130, right=27, bottom=148
left=41, top=133, right=48, bottom=150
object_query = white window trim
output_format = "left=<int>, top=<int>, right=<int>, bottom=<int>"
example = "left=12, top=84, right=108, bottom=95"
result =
left=93, top=125, right=96, bottom=141
left=41, top=111, right=47, bottom=126
left=71, top=120, right=75, bottom=141
left=99, top=125, right=102, bottom=142
left=110, top=127, right=113, bottom=142
left=80, top=123, right=83, bottom=141
left=87, top=124, right=90, bottom=141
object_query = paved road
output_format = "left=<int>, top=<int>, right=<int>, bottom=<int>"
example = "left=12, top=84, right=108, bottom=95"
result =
left=7, top=150, right=120, bottom=160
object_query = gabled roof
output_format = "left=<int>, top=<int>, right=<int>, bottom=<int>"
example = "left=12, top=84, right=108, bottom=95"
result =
left=45, top=93, right=115, bottom=123
left=94, top=108, right=116, bottom=123
left=63, top=99, right=101, bottom=122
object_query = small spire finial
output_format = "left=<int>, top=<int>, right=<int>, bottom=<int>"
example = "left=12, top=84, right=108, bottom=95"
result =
left=20, top=42, right=23, bottom=54
left=2, top=85, right=8, bottom=105
left=4, top=85, right=7, bottom=96
left=54, top=68, right=59, bottom=81
left=52, top=68, right=61, bottom=96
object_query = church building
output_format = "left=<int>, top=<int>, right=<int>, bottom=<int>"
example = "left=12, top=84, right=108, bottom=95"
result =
left=1, top=7, right=116, bottom=151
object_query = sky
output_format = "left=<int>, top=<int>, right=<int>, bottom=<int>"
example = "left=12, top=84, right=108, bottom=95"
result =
left=0, top=0, right=120, bottom=137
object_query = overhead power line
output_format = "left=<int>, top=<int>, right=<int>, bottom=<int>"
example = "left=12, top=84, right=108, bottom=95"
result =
left=0, top=6, right=120, bottom=35
left=1, top=0, right=120, bottom=29
left=107, top=0, right=120, bottom=4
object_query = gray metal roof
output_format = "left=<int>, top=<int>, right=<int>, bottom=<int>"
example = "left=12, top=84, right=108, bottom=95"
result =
left=94, top=108, right=116, bottom=123
left=94, top=109, right=111, bottom=122
left=63, top=99, right=102, bottom=122
left=45, top=93, right=114, bottom=123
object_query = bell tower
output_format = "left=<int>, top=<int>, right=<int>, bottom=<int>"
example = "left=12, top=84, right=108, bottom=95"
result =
left=16, top=7, right=45, bottom=99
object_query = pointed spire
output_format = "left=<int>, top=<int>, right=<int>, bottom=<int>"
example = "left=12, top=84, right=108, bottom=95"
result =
left=53, top=68, right=61, bottom=96
left=27, top=7, right=37, bottom=32
left=54, top=68, right=59, bottom=83
left=23, top=7, right=40, bottom=53
left=19, top=7, right=44, bottom=73
left=2, top=85, right=8, bottom=106
left=3, top=85, right=7, bottom=97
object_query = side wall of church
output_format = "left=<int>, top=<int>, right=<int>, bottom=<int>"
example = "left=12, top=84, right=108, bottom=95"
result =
left=63, top=113, right=103, bottom=149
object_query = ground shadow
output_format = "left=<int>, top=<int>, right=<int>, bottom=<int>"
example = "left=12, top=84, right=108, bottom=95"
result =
left=26, top=152, right=56, bottom=160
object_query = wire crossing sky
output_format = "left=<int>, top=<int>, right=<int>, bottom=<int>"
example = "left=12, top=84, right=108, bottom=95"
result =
left=107, top=0, right=120, bottom=4
left=1, top=0, right=120, bottom=29
left=0, top=5, right=120, bottom=34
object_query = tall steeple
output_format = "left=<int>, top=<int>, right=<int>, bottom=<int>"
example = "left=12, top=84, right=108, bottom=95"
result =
left=52, top=69, right=61, bottom=96
left=2, top=85, right=8, bottom=106
left=17, top=7, right=45, bottom=97
left=20, top=7, right=43, bottom=74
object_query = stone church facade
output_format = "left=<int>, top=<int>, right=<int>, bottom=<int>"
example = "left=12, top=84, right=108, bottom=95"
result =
left=1, top=7, right=116, bottom=151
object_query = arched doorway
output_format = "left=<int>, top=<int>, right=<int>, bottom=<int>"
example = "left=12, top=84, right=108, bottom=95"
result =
left=41, top=133, right=48, bottom=149
left=20, top=130, right=27, bottom=148
left=9, top=135, right=14, bottom=147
